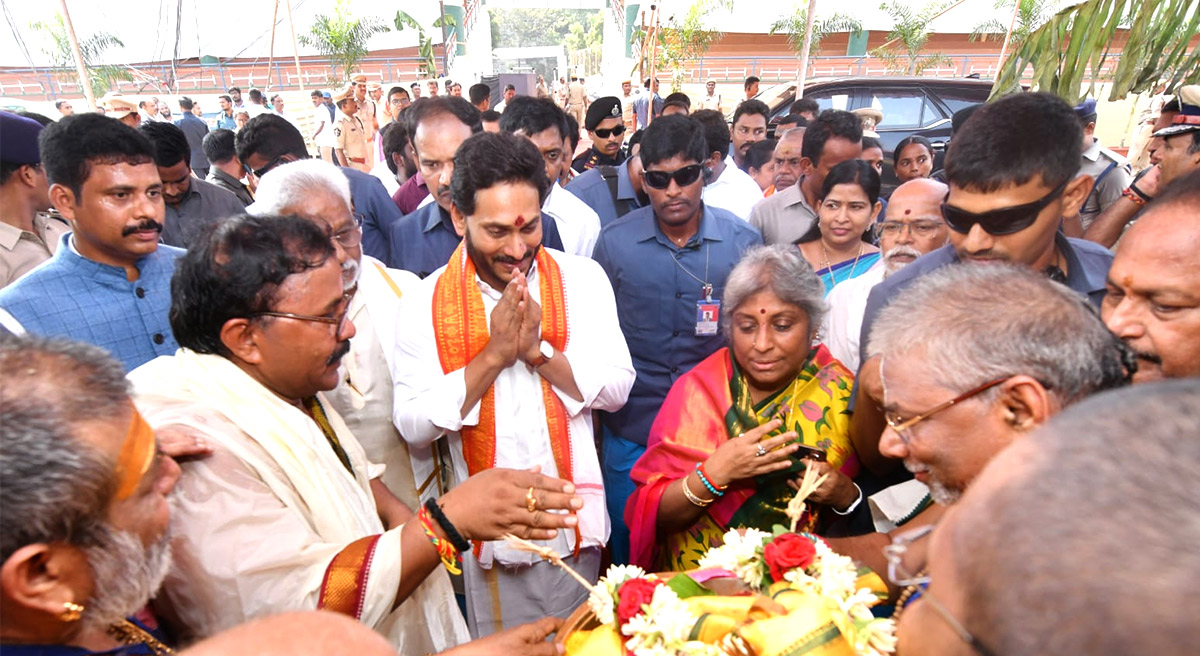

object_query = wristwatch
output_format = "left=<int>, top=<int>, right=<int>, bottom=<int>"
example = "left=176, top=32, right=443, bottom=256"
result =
left=528, top=340, right=554, bottom=369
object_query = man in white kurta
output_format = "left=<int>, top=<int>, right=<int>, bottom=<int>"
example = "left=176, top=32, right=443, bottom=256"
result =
left=543, top=183, right=601, bottom=257
left=392, top=131, right=635, bottom=638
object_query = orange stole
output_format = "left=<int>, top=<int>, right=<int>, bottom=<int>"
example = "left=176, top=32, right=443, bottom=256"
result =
left=432, top=243, right=578, bottom=554
left=317, top=535, right=380, bottom=618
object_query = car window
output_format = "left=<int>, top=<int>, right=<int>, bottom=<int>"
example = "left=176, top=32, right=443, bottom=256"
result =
left=936, top=92, right=985, bottom=116
left=866, top=91, right=944, bottom=129
left=806, top=91, right=852, bottom=112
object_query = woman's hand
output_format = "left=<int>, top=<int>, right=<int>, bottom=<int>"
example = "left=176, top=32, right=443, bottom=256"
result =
left=440, top=467, right=583, bottom=542
left=704, top=419, right=800, bottom=488
left=789, top=459, right=859, bottom=511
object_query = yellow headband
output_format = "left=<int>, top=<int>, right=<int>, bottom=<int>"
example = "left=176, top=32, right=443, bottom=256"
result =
left=114, top=404, right=156, bottom=501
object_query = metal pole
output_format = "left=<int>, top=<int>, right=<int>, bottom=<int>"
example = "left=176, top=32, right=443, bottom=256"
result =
left=285, top=0, right=305, bottom=92
left=56, top=0, right=97, bottom=110
left=796, top=0, right=818, bottom=97
left=267, top=0, right=279, bottom=91
left=997, top=0, right=1022, bottom=71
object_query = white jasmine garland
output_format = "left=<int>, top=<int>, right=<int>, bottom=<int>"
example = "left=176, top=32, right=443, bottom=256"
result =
left=621, top=584, right=698, bottom=655
left=588, top=564, right=647, bottom=625
left=696, top=528, right=772, bottom=588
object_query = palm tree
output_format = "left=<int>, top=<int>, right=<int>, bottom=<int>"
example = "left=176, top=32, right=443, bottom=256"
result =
left=969, top=0, right=1057, bottom=54
left=991, top=0, right=1200, bottom=103
left=300, top=0, right=389, bottom=83
left=31, top=13, right=131, bottom=99
left=769, top=6, right=863, bottom=58
left=871, top=0, right=955, bottom=75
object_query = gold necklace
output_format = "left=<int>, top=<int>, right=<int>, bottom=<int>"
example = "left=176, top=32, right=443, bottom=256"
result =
left=107, top=619, right=175, bottom=655
left=820, top=240, right=864, bottom=287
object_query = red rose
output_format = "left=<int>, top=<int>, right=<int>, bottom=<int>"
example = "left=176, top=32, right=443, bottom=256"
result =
left=616, top=578, right=663, bottom=626
left=763, top=533, right=818, bottom=582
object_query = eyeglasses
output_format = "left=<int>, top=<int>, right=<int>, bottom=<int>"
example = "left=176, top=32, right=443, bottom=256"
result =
left=245, top=154, right=289, bottom=179
left=875, top=219, right=944, bottom=239
left=883, top=525, right=997, bottom=656
left=593, top=124, right=625, bottom=139
left=252, top=306, right=350, bottom=333
left=940, top=179, right=1068, bottom=236
left=333, top=213, right=365, bottom=248
left=884, top=377, right=1008, bottom=443
left=642, top=163, right=703, bottom=190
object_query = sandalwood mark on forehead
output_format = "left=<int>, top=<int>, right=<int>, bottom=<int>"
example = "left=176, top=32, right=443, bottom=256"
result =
left=1122, top=274, right=1133, bottom=287
left=514, top=215, right=526, bottom=227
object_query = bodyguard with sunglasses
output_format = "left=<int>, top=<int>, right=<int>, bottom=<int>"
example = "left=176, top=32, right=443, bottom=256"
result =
left=848, top=93, right=1115, bottom=477
left=572, top=97, right=628, bottom=174
left=593, top=115, right=762, bottom=565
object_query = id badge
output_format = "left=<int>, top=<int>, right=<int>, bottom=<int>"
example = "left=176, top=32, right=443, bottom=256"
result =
left=695, top=299, right=721, bottom=336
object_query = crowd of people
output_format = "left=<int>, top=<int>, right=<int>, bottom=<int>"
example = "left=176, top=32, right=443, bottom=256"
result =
left=0, top=67, right=1198, bottom=656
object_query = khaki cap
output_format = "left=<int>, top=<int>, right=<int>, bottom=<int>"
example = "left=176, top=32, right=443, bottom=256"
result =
left=100, top=94, right=137, bottom=119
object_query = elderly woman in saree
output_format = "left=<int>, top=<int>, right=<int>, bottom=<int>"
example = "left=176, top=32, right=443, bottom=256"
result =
left=625, top=244, right=861, bottom=571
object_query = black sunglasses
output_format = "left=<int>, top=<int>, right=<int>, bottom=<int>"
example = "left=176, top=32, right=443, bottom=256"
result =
left=643, top=164, right=703, bottom=190
left=940, top=179, right=1069, bottom=236
left=593, top=124, right=626, bottom=139
left=245, top=155, right=287, bottom=179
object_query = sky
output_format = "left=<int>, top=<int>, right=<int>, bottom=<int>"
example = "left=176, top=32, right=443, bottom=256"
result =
left=0, top=0, right=1051, bottom=67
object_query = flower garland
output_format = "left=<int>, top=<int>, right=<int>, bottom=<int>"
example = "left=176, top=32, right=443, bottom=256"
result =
left=584, top=527, right=896, bottom=656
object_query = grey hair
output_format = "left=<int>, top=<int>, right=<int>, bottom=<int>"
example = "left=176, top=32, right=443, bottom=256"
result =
left=866, top=263, right=1130, bottom=403
left=0, top=335, right=128, bottom=562
left=954, top=379, right=1200, bottom=655
left=247, top=158, right=352, bottom=217
left=721, top=244, right=827, bottom=338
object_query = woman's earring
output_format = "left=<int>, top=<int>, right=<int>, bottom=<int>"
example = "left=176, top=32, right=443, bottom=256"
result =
left=60, top=601, right=85, bottom=623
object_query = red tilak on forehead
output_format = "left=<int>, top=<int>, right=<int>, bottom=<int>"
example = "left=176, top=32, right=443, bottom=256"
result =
left=760, top=308, right=766, bottom=314
left=514, top=215, right=526, bottom=227
left=904, top=209, right=911, bottom=215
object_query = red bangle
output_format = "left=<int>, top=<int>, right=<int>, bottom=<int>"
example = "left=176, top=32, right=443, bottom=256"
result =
left=699, top=462, right=728, bottom=490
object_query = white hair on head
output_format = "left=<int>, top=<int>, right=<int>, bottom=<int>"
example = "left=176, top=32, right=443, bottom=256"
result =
left=248, top=158, right=352, bottom=216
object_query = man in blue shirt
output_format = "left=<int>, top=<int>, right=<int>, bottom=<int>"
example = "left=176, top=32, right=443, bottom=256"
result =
left=566, top=129, right=648, bottom=227
left=386, top=96, right=563, bottom=277
left=214, top=95, right=237, bottom=131
left=235, top=114, right=401, bottom=263
left=0, top=114, right=182, bottom=371
left=851, top=92, right=1116, bottom=479
left=593, top=115, right=762, bottom=564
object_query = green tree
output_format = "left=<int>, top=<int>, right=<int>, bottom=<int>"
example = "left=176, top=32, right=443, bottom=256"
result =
left=871, top=0, right=954, bottom=75
left=992, top=0, right=1200, bottom=103
left=299, top=0, right=389, bottom=83
left=395, top=10, right=455, bottom=76
left=631, top=0, right=733, bottom=90
left=564, top=12, right=604, bottom=54
left=769, top=6, right=863, bottom=58
left=31, top=13, right=131, bottom=98
left=969, top=0, right=1057, bottom=54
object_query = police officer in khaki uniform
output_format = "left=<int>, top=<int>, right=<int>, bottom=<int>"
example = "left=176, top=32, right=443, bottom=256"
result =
left=350, top=73, right=378, bottom=163
left=332, top=85, right=371, bottom=173
left=0, top=112, right=70, bottom=288
left=1075, top=98, right=1132, bottom=231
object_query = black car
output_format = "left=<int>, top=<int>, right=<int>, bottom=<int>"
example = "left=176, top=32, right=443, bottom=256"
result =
left=733, top=76, right=994, bottom=189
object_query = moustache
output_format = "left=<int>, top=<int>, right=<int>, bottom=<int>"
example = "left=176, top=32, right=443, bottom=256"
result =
left=121, top=219, right=164, bottom=237
left=437, top=184, right=452, bottom=198
left=1130, top=347, right=1162, bottom=366
left=494, top=247, right=537, bottom=267
left=327, top=339, right=351, bottom=366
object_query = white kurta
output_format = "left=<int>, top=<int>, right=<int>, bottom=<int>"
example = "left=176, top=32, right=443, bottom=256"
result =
left=325, top=257, right=423, bottom=510
left=703, top=163, right=764, bottom=221
left=821, top=262, right=886, bottom=372
left=543, top=183, right=602, bottom=258
left=129, top=350, right=468, bottom=652
left=392, top=249, right=635, bottom=568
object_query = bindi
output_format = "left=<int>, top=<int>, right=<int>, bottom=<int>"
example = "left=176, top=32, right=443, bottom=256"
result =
left=760, top=308, right=767, bottom=314
left=514, top=215, right=526, bottom=227
left=903, top=209, right=911, bottom=215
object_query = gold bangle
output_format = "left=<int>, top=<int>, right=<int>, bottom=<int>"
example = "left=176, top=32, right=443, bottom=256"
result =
left=681, top=474, right=712, bottom=507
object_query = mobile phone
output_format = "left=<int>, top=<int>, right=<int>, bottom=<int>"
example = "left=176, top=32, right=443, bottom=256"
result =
left=794, top=444, right=827, bottom=462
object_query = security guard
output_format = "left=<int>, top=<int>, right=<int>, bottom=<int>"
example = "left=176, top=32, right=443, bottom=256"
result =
left=572, top=96, right=627, bottom=174
left=349, top=73, right=378, bottom=162
left=1075, top=98, right=1132, bottom=230
left=332, top=85, right=371, bottom=173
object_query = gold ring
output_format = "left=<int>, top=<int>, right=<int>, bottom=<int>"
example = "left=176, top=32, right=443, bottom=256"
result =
left=526, top=486, right=538, bottom=513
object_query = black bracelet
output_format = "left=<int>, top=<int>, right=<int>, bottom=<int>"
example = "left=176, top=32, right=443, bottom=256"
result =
left=424, top=498, right=470, bottom=553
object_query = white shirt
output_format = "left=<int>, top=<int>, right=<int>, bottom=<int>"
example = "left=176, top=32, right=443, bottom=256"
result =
left=821, top=262, right=886, bottom=372
left=702, top=162, right=764, bottom=220
left=543, top=183, right=602, bottom=257
left=393, top=250, right=635, bottom=567
left=370, top=160, right=402, bottom=196
left=312, top=105, right=337, bottom=148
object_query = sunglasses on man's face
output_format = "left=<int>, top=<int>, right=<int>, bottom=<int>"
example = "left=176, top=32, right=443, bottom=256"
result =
left=642, top=163, right=703, bottom=190
left=593, top=125, right=625, bottom=139
left=940, top=179, right=1069, bottom=236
